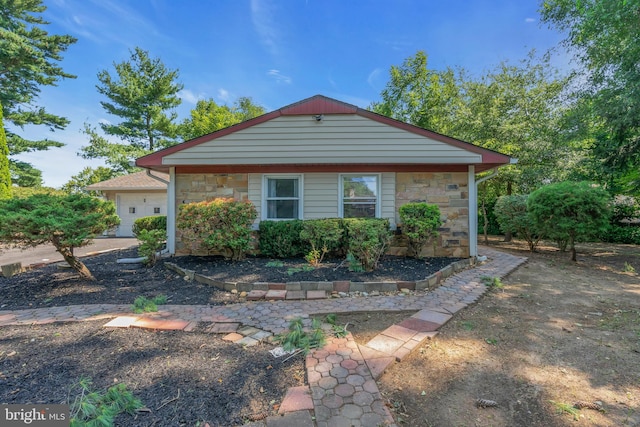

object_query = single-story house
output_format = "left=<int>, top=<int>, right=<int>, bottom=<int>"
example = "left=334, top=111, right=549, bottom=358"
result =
left=86, top=171, right=169, bottom=237
left=136, top=95, right=513, bottom=258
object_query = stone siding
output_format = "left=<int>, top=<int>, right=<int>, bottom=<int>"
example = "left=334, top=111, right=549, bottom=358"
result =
left=393, top=172, right=469, bottom=257
left=175, top=174, right=249, bottom=255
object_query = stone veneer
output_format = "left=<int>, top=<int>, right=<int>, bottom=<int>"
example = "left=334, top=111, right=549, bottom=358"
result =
left=175, top=173, right=249, bottom=255
left=174, top=171, right=470, bottom=258
left=393, top=172, right=469, bottom=258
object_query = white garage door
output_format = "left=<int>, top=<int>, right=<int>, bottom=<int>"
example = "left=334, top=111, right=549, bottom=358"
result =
left=116, top=193, right=167, bottom=237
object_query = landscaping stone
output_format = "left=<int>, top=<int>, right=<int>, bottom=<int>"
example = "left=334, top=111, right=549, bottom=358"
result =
left=1, top=262, right=22, bottom=278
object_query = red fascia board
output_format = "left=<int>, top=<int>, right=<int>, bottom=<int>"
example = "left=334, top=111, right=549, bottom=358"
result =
left=171, top=163, right=501, bottom=174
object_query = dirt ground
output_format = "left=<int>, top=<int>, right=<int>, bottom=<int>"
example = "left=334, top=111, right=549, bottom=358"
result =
left=365, top=239, right=640, bottom=427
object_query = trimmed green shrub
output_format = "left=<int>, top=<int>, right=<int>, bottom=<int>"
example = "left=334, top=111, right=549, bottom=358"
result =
left=343, top=218, right=391, bottom=271
left=258, top=220, right=307, bottom=258
left=399, top=202, right=442, bottom=258
left=137, top=229, right=166, bottom=266
left=132, top=215, right=166, bottom=237
left=528, top=182, right=611, bottom=261
left=177, top=198, right=257, bottom=261
left=300, top=218, right=344, bottom=265
left=494, top=194, right=541, bottom=252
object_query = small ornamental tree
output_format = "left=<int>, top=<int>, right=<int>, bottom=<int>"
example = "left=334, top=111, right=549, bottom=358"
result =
left=399, top=202, right=442, bottom=258
left=344, top=218, right=391, bottom=271
left=177, top=198, right=257, bottom=261
left=528, top=182, right=611, bottom=261
left=299, top=219, right=343, bottom=266
left=0, top=194, right=119, bottom=279
left=494, top=194, right=541, bottom=252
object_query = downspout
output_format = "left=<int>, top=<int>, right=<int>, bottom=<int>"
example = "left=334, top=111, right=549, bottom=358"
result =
left=143, top=168, right=173, bottom=254
left=145, top=169, right=169, bottom=185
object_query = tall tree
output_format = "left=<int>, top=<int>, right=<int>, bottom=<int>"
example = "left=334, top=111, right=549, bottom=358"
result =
left=177, top=97, right=266, bottom=140
left=80, top=47, right=183, bottom=172
left=541, top=0, right=640, bottom=193
left=0, top=0, right=77, bottom=186
left=61, top=166, right=119, bottom=195
left=0, top=103, right=11, bottom=198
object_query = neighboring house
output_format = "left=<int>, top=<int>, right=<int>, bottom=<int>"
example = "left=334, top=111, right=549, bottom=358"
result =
left=86, top=171, right=169, bottom=237
left=136, top=95, right=513, bottom=258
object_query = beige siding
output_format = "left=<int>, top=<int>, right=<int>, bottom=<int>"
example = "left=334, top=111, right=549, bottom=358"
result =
left=381, top=173, right=396, bottom=226
left=248, top=173, right=262, bottom=226
left=303, top=173, right=339, bottom=218
left=163, top=115, right=481, bottom=165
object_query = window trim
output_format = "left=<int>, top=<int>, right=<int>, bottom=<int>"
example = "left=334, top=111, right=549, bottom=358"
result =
left=261, top=174, right=304, bottom=221
left=339, top=173, right=381, bottom=218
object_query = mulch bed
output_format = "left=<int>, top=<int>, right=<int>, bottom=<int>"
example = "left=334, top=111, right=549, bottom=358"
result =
left=0, top=246, right=461, bottom=426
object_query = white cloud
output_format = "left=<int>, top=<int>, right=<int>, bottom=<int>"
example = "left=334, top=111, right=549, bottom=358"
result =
left=217, top=88, right=230, bottom=102
left=251, top=0, right=280, bottom=55
left=178, top=89, right=203, bottom=105
left=525, top=17, right=536, bottom=23
left=267, top=69, right=292, bottom=84
left=367, top=68, right=383, bottom=88
left=97, top=118, right=111, bottom=125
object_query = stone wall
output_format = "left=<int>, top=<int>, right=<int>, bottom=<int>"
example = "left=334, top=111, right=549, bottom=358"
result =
left=175, top=173, right=249, bottom=255
left=393, top=172, right=469, bottom=257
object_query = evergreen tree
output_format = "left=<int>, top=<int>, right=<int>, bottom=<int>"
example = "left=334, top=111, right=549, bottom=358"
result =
left=0, top=103, right=11, bottom=198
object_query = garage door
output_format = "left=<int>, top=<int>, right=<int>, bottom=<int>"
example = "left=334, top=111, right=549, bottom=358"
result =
left=116, top=193, right=167, bottom=237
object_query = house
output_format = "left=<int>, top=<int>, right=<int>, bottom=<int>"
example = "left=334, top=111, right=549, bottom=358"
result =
left=86, top=171, right=169, bottom=237
left=136, top=95, right=513, bottom=257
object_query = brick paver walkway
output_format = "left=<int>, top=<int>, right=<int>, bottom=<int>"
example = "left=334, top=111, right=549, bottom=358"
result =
left=0, top=246, right=526, bottom=427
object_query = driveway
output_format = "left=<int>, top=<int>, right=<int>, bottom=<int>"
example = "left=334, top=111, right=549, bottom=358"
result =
left=0, top=237, right=139, bottom=268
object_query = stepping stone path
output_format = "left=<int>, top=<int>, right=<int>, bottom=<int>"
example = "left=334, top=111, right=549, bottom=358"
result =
left=0, top=246, right=526, bottom=427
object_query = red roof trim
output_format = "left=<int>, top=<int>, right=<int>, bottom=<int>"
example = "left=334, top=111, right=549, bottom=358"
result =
left=136, top=94, right=511, bottom=168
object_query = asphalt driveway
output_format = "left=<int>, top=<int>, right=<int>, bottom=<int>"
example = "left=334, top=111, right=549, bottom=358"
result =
left=0, top=237, right=139, bottom=268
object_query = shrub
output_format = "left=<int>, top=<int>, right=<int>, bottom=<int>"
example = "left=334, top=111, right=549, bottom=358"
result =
left=343, top=218, right=391, bottom=271
left=137, top=229, right=166, bottom=266
left=528, top=182, right=611, bottom=261
left=299, top=219, right=344, bottom=265
left=132, top=215, right=166, bottom=237
left=494, top=194, right=541, bottom=252
left=258, top=220, right=307, bottom=258
left=177, top=198, right=257, bottom=261
left=399, top=202, right=442, bottom=258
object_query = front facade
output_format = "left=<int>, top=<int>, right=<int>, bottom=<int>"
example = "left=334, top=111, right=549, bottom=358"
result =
left=137, top=95, right=512, bottom=257
left=86, top=171, right=168, bottom=237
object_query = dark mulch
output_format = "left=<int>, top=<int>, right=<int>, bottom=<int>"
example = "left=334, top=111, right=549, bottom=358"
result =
left=0, top=248, right=460, bottom=310
left=0, top=246, right=461, bottom=426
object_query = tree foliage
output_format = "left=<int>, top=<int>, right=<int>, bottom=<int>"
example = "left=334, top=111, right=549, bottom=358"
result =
left=494, top=194, right=541, bottom=251
left=177, top=97, right=265, bottom=140
left=80, top=47, right=183, bottom=172
left=0, top=193, right=120, bottom=279
left=541, top=0, right=640, bottom=193
left=61, top=166, right=119, bottom=195
left=0, top=0, right=76, bottom=185
left=399, top=202, right=442, bottom=258
left=528, top=182, right=611, bottom=261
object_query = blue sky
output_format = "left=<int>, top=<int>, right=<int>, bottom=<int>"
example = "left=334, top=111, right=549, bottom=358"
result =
left=14, top=0, right=567, bottom=188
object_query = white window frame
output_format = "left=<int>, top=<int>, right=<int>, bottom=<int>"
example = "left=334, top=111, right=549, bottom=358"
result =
left=262, top=174, right=304, bottom=220
left=339, top=173, right=381, bottom=218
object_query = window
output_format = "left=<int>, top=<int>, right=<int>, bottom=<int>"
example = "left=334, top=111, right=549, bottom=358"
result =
left=340, top=175, right=379, bottom=218
left=128, top=207, right=136, bottom=214
left=153, top=207, right=161, bottom=214
left=264, top=176, right=302, bottom=220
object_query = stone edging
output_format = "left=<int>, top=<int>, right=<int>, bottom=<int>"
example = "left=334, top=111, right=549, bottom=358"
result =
left=163, top=257, right=475, bottom=297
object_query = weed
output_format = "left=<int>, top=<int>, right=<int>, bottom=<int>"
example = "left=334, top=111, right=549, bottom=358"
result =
left=550, top=400, right=580, bottom=420
left=461, top=321, right=474, bottom=331
left=69, top=377, right=143, bottom=426
left=346, top=252, right=364, bottom=272
left=265, top=260, right=284, bottom=268
left=131, top=295, right=167, bottom=313
left=623, top=262, right=636, bottom=273
left=325, top=313, right=349, bottom=338
left=485, top=338, right=498, bottom=345
left=276, top=317, right=326, bottom=355
left=286, top=265, right=315, bottom=276
left=481, top=276, right=503, bottom=289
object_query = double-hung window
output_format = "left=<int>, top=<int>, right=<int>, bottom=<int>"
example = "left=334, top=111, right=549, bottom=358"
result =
left=340, top=174, right=379, bottom=218
left=264, top=176, right=302, bottom=220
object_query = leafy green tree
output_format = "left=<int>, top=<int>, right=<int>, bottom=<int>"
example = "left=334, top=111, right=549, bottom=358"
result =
left=0, top=104, right=11, bottom=198
left=0, top=0, right=76, bottom=185
left=0, top=193, right=120, bottom=279
left=177, top=97, right=265, bottom=140
left=541, top=0, right=640, bottom=193
left=528, top=181, right=611, bottom=261
left=80, top=47, right=183, bottom=172
left=494, top=194, right=541, bottom=251
left=371, top=51, right=463, bottom=136
left=61, top=166, right=119, bottom=195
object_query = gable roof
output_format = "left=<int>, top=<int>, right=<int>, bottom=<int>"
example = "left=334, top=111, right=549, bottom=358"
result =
left=85, top=171, right=168, bottom=191
left=136, top=95, right=512, bottom=172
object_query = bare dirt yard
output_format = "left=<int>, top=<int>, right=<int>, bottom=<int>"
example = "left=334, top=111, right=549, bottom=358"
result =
left=359, top=238, right=640, bottom=427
